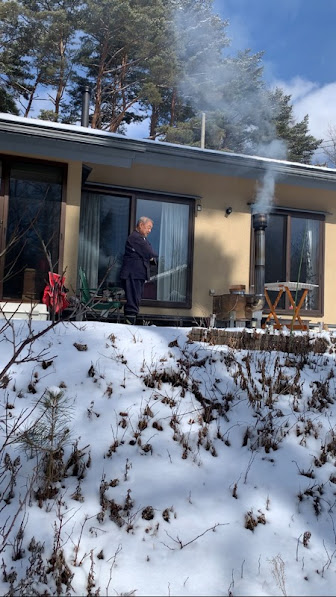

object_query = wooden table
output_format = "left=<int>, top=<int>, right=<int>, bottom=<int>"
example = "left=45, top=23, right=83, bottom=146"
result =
left=263, top=282, right=319, bottom=330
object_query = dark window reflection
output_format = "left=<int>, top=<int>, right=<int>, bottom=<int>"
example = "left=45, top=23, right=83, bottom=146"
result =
left=78, top=193, right=130, bottom=290
left=265, top=214, right=286, bottom=309
left=137, top=198, right=189, bottom=302
left=3, top=162, right=63, bottom=301
left=290, top=217, right=319, bottom=310
left=263, top=212, right=321, bottom=312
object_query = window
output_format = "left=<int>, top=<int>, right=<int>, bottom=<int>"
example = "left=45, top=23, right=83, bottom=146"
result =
left=262, top=210, right=324, bottom=314
left=79, top=192, right=130, bottom=289
left=136, top=198, right=190, bottom=304
left=78, top=189, right=194, bottom=308
left=1, top=159, right=65, bottom=301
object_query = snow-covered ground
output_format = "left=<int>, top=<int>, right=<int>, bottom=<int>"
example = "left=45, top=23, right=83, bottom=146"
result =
left=1, top=320, right=336, bottom=596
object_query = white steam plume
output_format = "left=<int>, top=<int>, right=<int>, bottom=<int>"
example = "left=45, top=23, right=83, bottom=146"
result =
left=252, top=139, right=287, bottom=214
left=173, top=3, right=289, bottom=213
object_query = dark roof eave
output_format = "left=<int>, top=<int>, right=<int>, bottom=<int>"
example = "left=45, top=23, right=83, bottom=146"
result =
left=0, top=114, right=336, bottom=189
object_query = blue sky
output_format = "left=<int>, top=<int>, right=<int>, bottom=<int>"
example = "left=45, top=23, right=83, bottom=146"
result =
left=214, top=0, right=336, bottom=85
left=213, top=0, right=336, bottom=159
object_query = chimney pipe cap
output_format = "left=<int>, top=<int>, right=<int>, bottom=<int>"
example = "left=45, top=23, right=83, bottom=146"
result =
left=252, top=212, right=268, bottom=230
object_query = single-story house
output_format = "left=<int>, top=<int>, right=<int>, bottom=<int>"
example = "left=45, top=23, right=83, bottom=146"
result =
left=1, top=113, right=336, bottom=326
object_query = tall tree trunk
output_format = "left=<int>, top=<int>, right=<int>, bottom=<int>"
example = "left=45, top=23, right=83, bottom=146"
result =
left=109, top=53, right=128, bottom=132
left=170, top=87, right=177, bottom=127
left=91, top=72, right=103, bottom=129
left=24, top=73, right=41, bottom=117
left=91, top=41, right=109, bottom=129
left=110, top=96, right=138, bottom=132
left=149, top=104, right=159, bottom=139
left=54, top=37, right=66, bottom=117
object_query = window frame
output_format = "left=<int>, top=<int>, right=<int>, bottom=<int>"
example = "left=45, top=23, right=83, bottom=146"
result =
left=250, top=208, right=325, bottom=317
left=82, top=183, right=195, bottom=309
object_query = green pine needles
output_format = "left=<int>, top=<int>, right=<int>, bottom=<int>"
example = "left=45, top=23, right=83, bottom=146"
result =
left=19, top=388, right=73, bottom=488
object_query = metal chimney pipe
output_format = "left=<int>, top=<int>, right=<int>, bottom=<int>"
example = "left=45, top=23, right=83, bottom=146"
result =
left=252, top=213, right=268, bottom=311
left=81, top=86, right=91, bottom=127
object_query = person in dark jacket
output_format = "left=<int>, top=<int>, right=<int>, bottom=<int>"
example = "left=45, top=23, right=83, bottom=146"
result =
left=119, top=217, right=158, bottom=323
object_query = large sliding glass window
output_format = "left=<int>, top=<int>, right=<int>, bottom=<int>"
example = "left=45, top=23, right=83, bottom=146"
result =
left=263, top=210, right=324, bottom=314
left=79, top=192, right=130, bottom=289
left=136, top=198, right=190, bottom=303
left=2, top=160, right=64, bottom=302
left=78, top=189, right=194, bottom=308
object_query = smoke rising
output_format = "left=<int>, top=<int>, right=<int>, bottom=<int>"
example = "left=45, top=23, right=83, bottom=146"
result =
left=252, top=139, right=287, bottom=214
left=172, top=3, right=289, bottom=213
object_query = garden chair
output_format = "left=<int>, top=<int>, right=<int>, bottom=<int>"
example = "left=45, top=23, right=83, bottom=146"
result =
left=78, top=267, right=124, bottom=319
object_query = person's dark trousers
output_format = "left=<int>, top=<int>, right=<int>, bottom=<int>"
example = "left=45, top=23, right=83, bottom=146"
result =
left=122, top=277, right=145, bottom=319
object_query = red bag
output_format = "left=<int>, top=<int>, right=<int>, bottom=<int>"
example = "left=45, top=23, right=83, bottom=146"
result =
left=42, top=272, right=69, bottom=314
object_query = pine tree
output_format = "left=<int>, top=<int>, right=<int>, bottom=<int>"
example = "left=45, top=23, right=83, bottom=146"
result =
left=160, top=49, right=266, bottom=152
left=18, top=0, right=81, bottom=119
left=65, top=0, right=170, bottom=131
left=0, top=0, right=81, bottom=119
left=0, top=87, right=19, bottom=114
left=144, top=0, right=230, bottom=139
left=270, top=88, right=322, bottom=163
left=160, top=54, right=322, bottom=164
left=0, top=0, right=30, bottom=113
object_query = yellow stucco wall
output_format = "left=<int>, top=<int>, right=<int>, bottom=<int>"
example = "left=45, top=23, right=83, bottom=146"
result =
left=63, top=161, right=82, bottom=293
left=3, top=149, right=336, bottom=324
